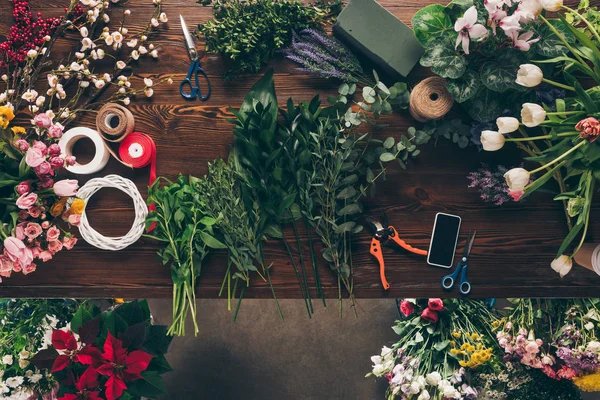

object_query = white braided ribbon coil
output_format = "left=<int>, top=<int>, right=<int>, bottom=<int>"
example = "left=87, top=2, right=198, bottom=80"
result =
left=77, top=174, right=148, bottom=251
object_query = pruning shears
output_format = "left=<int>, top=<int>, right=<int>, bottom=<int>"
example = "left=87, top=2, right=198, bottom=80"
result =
left=365, top=214, right=428, bottom=290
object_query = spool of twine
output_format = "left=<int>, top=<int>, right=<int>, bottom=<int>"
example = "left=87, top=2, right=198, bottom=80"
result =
left=409, top=77, right=454, bottom=122
left=96, top=103, right=135, bottom=142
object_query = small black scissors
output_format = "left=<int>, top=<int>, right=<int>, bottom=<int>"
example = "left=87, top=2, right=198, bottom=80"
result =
left=179, top=15, right=211, bottom=101
left=441, top=231, right=476, bottom=296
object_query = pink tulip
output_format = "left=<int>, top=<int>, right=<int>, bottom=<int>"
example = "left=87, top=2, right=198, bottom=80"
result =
left=32, top=140, right=47, bottom=154
left=25, top=147, right=45, bottom=168
left=16, top=180, right=32, bottom=195
left=15, top=192, right=38, bottom=210
left=65, top=156, right=76, bottom=166
left=47, top=123, right=64, bottom=138
left=33, top=113, right=52, bottom=128
left=454, top=6, right=488, bottom=54
left=3, top=237, right=33, bottom=267
left=14, top=139, right=29, bottom=152
left=53, top=179, right=78, bottom=197
left=49, top=157, right=65, bottom=169
left=35, top=161, right=52, bottom=176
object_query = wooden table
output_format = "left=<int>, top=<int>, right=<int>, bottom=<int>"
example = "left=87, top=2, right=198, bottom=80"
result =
left=1, top=0, right=600, bottom=299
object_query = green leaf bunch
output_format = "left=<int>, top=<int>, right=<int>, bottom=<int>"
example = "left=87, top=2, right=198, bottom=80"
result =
left=198, top=0, right=342, bottom=78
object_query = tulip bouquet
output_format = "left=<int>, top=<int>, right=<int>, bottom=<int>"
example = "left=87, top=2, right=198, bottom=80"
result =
left=0, top=0, right=170, bottom=281
left=478, top=1, right=600, bottom=276
left=31, top=300, right=173, bottom=400
left=367, top=299, right=495, bottom=400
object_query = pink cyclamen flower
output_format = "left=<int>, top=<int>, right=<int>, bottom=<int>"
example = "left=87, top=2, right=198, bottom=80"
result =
left=512, top=30, right=540, bottom=51
left=499, top=13, right=522, bottom=37
left=46, top=225, right=61, bottom=241
left=484, top=0, right=507, bottom=34
left=48, top=143, right=61, bottom=157
left=47, top=123, right=64, bottom=138
left=25, top=147, right=45, bottom=168
left=14, top=139, right=29, bottom=152
left=68, top=214, right=81, bottom=226
left=63, top=236, right=78, bottom=250
left=24, top=223, right=43, bottom=240
left=33, top=113, right=52, bottom=128
left=3, top=237, right=33, bottom=266
left=575, top=117, right=600, bottom=143
left=454, top=6, right=488, bottom=54
left=16, top=192, right=38, bottom=210
left=22, top=263, right=36, bottom=275
left=16, top=180, right=32, bottom=195
left=53, top=179, right=78, bottom=197
left=35, top=161, right=52, bottom=176
left=47, top=240, right=63, bottom=254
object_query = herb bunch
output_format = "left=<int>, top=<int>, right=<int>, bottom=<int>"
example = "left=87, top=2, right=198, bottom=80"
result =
left=146, top=175, right=226, bottom=336
left=197, top=0, right=341, bottom=78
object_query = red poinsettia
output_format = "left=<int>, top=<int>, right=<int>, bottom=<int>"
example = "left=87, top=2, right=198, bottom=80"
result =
left=58, top=366, right=102, bottom=400
left=51, top=329, right=103, bottom=373
left=96, top=332, right=153, bottom=400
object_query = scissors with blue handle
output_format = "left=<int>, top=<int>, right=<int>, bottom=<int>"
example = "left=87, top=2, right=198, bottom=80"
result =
left=179, top=15, right=211, bottom=101
left=442, top=230, right=476, bottom=295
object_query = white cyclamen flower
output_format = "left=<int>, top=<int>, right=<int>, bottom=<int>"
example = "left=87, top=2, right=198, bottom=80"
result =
left=480, top=130, right=505, bottom=151
left=496, top=116, right=519, bottom=134
left=504, top=168, right=530, bottom=191
left=551, top=255, right=573, bottom=278
left=516, top=64, right=543, bottom=87
left=541, top=0, right=563, bottom=12
left=521, top=103, right=546, bottom=127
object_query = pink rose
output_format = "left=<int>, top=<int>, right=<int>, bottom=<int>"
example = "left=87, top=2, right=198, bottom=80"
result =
left=22, top=263, right=36, bottom=275
left=3, top=237, right=33, bottom=266
left=33, top=113, right=52, bottom=128
left=65, top=156, right=76, bottom=166
left=24, top=222, right=43, bottom=239
left=25, top=147, right=45, bottom=168
left=35, top=161, right=52, bottom=176
left=46, top=225, right=60, bottom=241
left=15, top=223, right=26, bottom=240
left=427, top=298, right=444, bottom=311
left=32, top=140, right=48, bottom=154
left=16, top=180, right=32, bottom=195
left=420, top=308, right=439, bottom=323
left=63, top=236, right=77, bottom=250
left=18, top=210, right=28, bottom=221
left=48, top=143, right=61, bottom=156
left=14, top=139, right=29, bottom=152
left=38, top=176, right=54, bottom=189
left=399, top=300, right=414, bottom=317
left=53, top=179, right=78, bottom=197
left=47, top=240, right=63, bottom=254
left=41, top=221, right=50, bottom=229
left=28, top=206, right=42, bottom=218
left=68, top=214, right=81, bottom=226
left=38, top=250, right=53, bottom=262
left=47, top=123, right=64, bottom=138
left=49, top=157, right=64, bottom=169
left=16, top=192, right=38, bottom=209
left=31, top=247, right=42, bottom=258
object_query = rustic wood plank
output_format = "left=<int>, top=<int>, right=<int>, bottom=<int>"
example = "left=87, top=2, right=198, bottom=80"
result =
left=1, top=0, right=600, bottom=300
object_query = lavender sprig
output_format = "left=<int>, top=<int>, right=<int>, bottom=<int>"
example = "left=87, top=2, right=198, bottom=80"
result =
left=467, top=164, right=514, bottom=206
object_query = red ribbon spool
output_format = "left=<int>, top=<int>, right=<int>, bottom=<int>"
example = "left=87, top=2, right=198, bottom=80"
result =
left=118, top=132, right=157, bottom=231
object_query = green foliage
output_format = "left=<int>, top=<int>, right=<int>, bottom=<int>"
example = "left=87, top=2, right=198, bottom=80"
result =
left=419, top=38, right=467, bottom=80
left=509, top=364, right=581, bottom=400
left=411, top=119, right=471, bottom=149
left=197, top=0, right=342, bottom=78
left=411, top=4, right=454, bottom=46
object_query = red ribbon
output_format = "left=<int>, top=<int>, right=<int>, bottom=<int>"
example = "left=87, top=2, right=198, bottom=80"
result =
left=118, top=132, right=157, bottom=231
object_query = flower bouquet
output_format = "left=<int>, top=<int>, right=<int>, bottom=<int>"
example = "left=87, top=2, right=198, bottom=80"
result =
left=31, top=300, right=172, bottom=400
left=0, top=299, right=79, bottom=400
left=0, top=0, right=170, bottom=282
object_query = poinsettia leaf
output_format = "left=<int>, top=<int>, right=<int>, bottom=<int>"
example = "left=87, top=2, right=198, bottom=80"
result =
left=76, top=345, right=104, bottom=368
left=52, top=354, right=71, bottom=373
left=148, top=354, right=172, bottom=374
left=411, top=4, right=454, bottom=46
left=78, top=317, right=100, bottom=345
left=104, top=374, right=128, bottom=400
left=30, top=348, right=59, bottom=371
left=119, top=321, right=147, bottom=350
left=143, top=325, right=173, bottom=356
left=446, top=70, right=480, bottom=103
left=127, top=371, right=167, bottom=398
left=71, top=305, right=94, bottom=334
left=115, top=300, right=146, bottom=327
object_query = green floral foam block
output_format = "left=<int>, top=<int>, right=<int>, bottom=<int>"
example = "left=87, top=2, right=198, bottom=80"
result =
left=333, top=0, right=424, bottom=78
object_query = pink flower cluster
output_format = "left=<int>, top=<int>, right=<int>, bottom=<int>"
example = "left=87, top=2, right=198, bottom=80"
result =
left=399, top=298, right=444, bottom=324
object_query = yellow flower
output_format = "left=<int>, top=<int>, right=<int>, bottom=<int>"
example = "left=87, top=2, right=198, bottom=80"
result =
left=471, top=333, right=480, bottom=340
left=450, top=349, right=460, bottom=355
left=50, top=197, right=68, bottom=217
left=11, top=126, right=26, bottom=135
left=0, top=106, right=15, bottom=129
left=459, top=360, right=467, bottom=367
left=449, top=341, right=456, bottom=347
left=574, top=372, right=600, bottom=392
left=452, top=331, right=461, bottom=338
left=467, top=344, right=475, bottom=352
left=70, top=198, right=85, bottom=215
left=492, top=321, right=500, bottom=328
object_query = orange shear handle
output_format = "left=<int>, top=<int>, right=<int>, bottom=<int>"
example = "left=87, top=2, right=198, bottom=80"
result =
left=388, top=227, right=428, bottom=256
left=370, top=237, right=390, bottom=290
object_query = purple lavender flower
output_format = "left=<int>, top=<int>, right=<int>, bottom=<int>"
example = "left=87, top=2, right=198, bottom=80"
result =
left=467, top=164, right=514, bottom=206
left=556, top=346, right=599, bottom=373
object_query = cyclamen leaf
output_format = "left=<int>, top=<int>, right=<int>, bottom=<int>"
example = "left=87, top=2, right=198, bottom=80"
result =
left=411, top=4, right=454, bottom=46
left=446, top=70, right=480, bottom=103
left=420, top=38, right=467, bottom=79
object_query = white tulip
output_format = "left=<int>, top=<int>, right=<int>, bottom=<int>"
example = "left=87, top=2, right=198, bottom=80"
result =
left=541, top=0, right=563, bottom=11
left=418, top=390, right=431, bottom=400
left=426, top=372, right=441, bottom=386
left=516, top=64, right=543, bottom=87
left=504, top=167, right=530, bottom=191
left=551, top=255, right=572, bottom=278
left=480, top=130, right=506, bottom=151
left=521, top=103, right=546, bottom=127
left=497, top=117, right=520, bottom=133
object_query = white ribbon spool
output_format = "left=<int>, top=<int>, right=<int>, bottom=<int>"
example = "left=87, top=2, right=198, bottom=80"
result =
left=59, top=127, right=110, bottom=174
left=77, top=175, right=148, bottom=251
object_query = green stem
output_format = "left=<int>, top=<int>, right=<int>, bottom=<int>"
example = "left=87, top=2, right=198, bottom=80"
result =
left=542, top=78, right=575, bottom=91
left=572, top=176, right=595, bottom=257
left=303, top=214, right=326, bottom=308
left=562, top=5, right=600, bottom=44
left=282, top=234, right=311, bottom=318
left=291, top=214, right=313, bottom=314
left=540, top=15, right=590, bottom=70
left=506, top=132, right=578, bottom=142
left=529, top=140, right=586, bottom=175
left=260, top=244, right=284, bottom=320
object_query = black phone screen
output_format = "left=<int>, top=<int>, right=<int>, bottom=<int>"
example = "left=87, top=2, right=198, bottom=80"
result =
left=427, top=213, right=461, bottom=267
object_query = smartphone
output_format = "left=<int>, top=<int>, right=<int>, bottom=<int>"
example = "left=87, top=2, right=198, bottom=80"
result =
left=427, top=213, right=461, bottom=268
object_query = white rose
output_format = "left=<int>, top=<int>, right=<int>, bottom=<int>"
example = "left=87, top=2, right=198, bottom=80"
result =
left=516, top=64, right=543, bottom=87
left=426, top=372, right=441, bottom=386
left=504, top=167, right=530, bottom=191
left=521, top=103, right=546, bottom=127
left=541, top=0, right=563, bottom=12
left=481, top=130, right=505, bottom=151
left=551, top=255, right=573, bottom=278
left=496, top=116, right=520, bottom=134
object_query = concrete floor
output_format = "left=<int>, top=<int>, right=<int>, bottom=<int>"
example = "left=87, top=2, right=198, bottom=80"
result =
left=148, top=299, right=397, bottom=400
